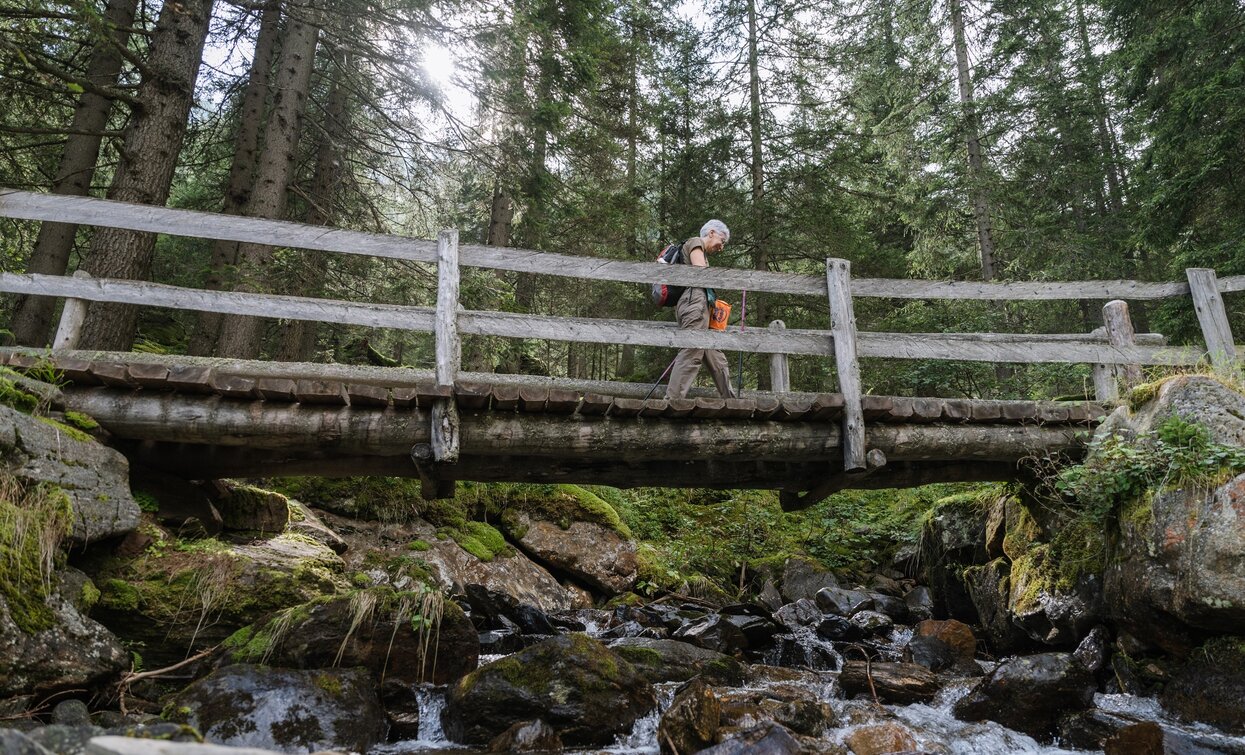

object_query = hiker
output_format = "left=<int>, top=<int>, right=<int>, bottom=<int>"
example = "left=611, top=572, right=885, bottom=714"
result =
left=665, top=219, right=736, bottom=400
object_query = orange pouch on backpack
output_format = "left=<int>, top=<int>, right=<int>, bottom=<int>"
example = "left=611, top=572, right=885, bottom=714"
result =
left=709, top=300, right=731, bottom=331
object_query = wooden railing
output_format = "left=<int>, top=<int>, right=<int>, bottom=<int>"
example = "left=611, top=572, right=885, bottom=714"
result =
left=1, top=188, right=1242, bottom=474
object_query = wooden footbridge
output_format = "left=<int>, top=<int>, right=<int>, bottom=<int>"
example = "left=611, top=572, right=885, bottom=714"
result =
left=1, top=190, right=1241, bottom=509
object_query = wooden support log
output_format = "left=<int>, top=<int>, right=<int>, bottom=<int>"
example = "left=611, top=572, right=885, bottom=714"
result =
left=432, top=229, right=461, bottom=467
left=780, top=448, right=887, bottom=511
left=769, top=320, right=790, bottom=392
left=827, top=258, right=866, bottom=472
left=52, top=270, right=92, bottom=351
left=1090, top=326, right=1116, bottom=402
left=61, top=388, right=1084, bottom=463
left=1186, top=268, right=1237, bottom=373
left=410, top=443, right=455, bottom=499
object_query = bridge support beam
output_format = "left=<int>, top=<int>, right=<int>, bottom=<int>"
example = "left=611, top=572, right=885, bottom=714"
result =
left=425, top=229, right=461, bottom=498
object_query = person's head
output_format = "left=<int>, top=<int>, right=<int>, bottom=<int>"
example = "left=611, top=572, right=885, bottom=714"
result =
left=700, top=219, right=730, bottom=253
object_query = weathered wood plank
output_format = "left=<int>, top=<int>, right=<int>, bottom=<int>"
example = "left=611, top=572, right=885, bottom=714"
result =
left=751, top=395, right=781, bottom=420
left=856, top=332, right=1201, bottom=366
left=435, top=229, right=460, bottom=388
left=491, top=385, right=521, bottom=411
left=640, top=398, right=668, bottom=417
left=255, top=378, right=297, bottom=402
left=545, top=389, right=581, bottom=414
left=51, top=270, right=91, bottom=351
left=346, top=383, right=390, bottom=407
left=941, top=399, right=974, bottom=422
left=90, top=362, right=133, bottom=388
left=773, top=396, right=815, bottom=422
left=518, top=386, right=549, bottom=413
left=165, top=365, right=216, bottom=393
left=431, top=400, right=459, bottom=463
left=807, top=394, right=844, bottom=421
left=1090, top=326, right=1117, bottom=402
left=719, top=398, right=756, bottom=419
left=125, top=362, right=170, bottom=388
left=1103, top=300, right=1141, bottom=391
left=294, top=380, right=348, bottom=405
left=610, top=397, right=645, bottom=418
left=577, top=393, right=612, bottom=416
left=768, top=320, right=790, bottom=392
left=690, top=397, right=726, bottom=418
left=828, top=258, right=865, bottom=471
left=53, top=357, right=96, bottom=384
left=211, top=374, right=258, bottom=399
left=454, top=382, right=492, bottom=410
left=662, top=398, right=695, bottom=418
left=390, top=385, right=420, bottom=407
left=910, top=398, right=944, bottom=423
left=1187, top=268, right=1237, bottom=371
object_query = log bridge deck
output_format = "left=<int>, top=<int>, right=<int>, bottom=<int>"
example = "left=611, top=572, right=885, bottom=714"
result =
left=1, top=189, right=1241, bottom=509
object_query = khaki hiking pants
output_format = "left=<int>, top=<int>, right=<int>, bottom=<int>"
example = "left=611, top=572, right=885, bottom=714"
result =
left=665, top=287, right=734, bottom=399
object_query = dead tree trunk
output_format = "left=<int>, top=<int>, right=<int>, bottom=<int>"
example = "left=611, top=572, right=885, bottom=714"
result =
left=77, top=0, right=217, bottom=351
left=215, top=0, right=321, bottom=359
left=188, top=0, right=283, bottom=356
left=10, top=0, right=139, bottom=346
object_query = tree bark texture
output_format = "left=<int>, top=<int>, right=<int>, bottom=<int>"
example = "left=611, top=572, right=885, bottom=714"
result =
left=188, top=0, right=283, bottom=356
left=77, top=0, right=217, bottom=351
left=216, top=0, right=322, bottom=359
left=10, top=0, right=139, bottom=346
left=747, top=0, right=770, bottom=390
left=948, top=0, right=997, bottom=281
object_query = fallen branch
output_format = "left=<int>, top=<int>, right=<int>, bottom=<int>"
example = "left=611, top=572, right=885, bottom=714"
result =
left=116, top=645, right=217, bottom=715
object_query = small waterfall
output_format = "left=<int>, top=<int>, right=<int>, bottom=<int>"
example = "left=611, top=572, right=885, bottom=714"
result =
left=415, top=686, right=449, bottom=744
left=762, top=626, right=844, bottom=671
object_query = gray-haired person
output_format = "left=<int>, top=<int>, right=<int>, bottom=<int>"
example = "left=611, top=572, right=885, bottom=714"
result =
left=665, top=219, right=736, bottom=400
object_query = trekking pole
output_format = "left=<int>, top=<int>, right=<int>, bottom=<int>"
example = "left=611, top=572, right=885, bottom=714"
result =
left=737, top=289, right=747, bottom=395
left=643, top=357, right=678, bottom=402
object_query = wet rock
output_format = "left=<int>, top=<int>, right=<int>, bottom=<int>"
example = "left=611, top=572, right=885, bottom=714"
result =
left=1073, top=625, right=1110, bottom=673
left=953, top=652, right=1095, bottom=739
left=817, top=615, right=864, bottom=642
left=839, top=661, right=939, bottom=704
left=917, top=495, right=990, bottom=622
left=1010, top=562, right=1103, bottom=647
left=767, top=633, right=841, bottom=670
left=697, top=721, right=804, bottom=755
left=27, top=723, right=104, bottom=754
left=963, top=558, right=1031, bottom=655
left=780, top=558, right=839, bottom=603
left=985, top=497, right=1007, bottom=559
left=487, top=719, right=562, bottom=753
left=914, top=619, right=976, bottom=663
left=815, top=587, right=873, bottom=617
left=91, top=529, right=348, bottom=664
left=718, top=686, right=838, bottom=738
left=673, top=614, right=747, bottom=655
left=51, top=699, right=92, bottom=726
left=463, top=584, right=556, bottom=634
left=774, top=599, right=822, bottom=631
left=1159, top=638, right=1245, bottom=735
left=868, top=594, right=909, bottom=622
left=722, top=612, right=781, bottom=647
left=1106, top=473, right=1245, bottom=653
left=478, top=627, right=525, bottom=655
left=848, top=610, right=893, bottom=635
left=758, top=579, right=785, bottom=612
left=284, top=501, right=348, bottom=554
left=903, top=587, right=934, bottom=622
left=0, top=730, right=52, bottom=755
left=443, top=634, right=655, bottom=746
left=166, top=664, right=386, bottom=752
left=844, top=722, right=918, bottom=755
left=131, top=468, right=222, bottom=538
left=83, top=737, right=297, bottom=754
left=505, top=510, right=637, bottom=594
left=657, top=677, right=720, bottom=754
left=212, top=482, right=290, bottom=534
left=222, top=587, right=478, bottom=686
left=0, top=570, right=129, bottom=698
left=904, top=635, right=955, bottom=672
left=0, top=403, right=138, bottom=545
left=610, top=637, right=744, bottom=686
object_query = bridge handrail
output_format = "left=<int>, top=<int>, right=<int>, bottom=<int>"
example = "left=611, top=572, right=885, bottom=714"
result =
left=2, top=188, right=1242, bottom=300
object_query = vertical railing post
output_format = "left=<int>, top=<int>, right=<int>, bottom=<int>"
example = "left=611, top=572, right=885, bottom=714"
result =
left=1103, top=299, right=1141, bottom=397
left=431, top=229, right=461, bottom=471
left=826, top=258, right=866, bottom=473
left=1090, top=327, right=1116, bottom=402
left=768, top=319, right=790, bottom=393
left=1186, top=268, right=1237, bottom=373
left=52, top=270, right=92, bottom=350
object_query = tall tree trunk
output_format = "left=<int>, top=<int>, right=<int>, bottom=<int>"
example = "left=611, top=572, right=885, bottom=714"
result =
left=10, top=0, right=139, bottom=346
left=747, top=0, right=768, bottom=390
left=188, top=0, right=282, bottom=356
left=1074, top=0, right=1124, bottom=216
left=948, top=0, right=997, bottom=281
left=276, top=44, right=352, bottom=363
left=215, top=0, right=321, bottom=359
left=487, top=184, right=513, bottom=247
left=77, top=0, right=216, bottom=351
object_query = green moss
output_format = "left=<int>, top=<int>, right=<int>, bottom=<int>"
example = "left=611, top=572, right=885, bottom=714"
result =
left=1002, top=502, right=1039, bottom=561
left=0, top=478, right=73, bottom=633
left=407, top=539, right=430, bottom=551
left=35, top=414, right=93, bottom=443
left=79, top=579, right=101, bottom=611
left=457, top=535, right=494, bottom=562
left=100, top=578, right=141, bottom=612
left=613, top=645, right=662, bottom=667
left=62, top=410, right=99, bottom=432
left=0, top=377, right=39, bottom=413
left=314, top=673, right=343, bottom=696
left=133, top=491, right=160, bottom=514
left=1127, top=379, right=1166, bottom=411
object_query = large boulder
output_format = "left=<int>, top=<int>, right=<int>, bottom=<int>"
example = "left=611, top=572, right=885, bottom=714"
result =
left=91, top=529, right=348, bottom=663
left=222, top=586, right=478, bottom=686
left=0, top=565, right=128, bottom=698
left=502, top=510, right=637, bottom=595
left=1114, top=375, right=1245, bottom=447
left=778, top=558, right=839, bottom=603
left=953, top=652, right=1096, bottom=739
left=657, top=677, right=720, bottom=754
left=442, top=634, right=655, bottom=746
left=1105, top=473, right=1245, bottom=653
left=167, top=664, right=387, bottom=753
left=0, top=402, right=138, bottom=544
left=963, top=558, right=1031, bottom=655
left=609, top=637, right=745, bottom=685
left=1159, top=638, right=1245, bottom=735
left=917, top=492, right=992, bottom=622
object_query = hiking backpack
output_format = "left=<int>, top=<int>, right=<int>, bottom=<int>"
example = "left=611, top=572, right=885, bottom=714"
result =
left=650, top=243, right=686, bottom=307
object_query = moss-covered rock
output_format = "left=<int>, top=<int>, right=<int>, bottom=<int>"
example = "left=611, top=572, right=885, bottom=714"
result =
left=222, top=585, right=478, bottom=686
left=443, top=634, right=655, bottom=746
left=214, top=482, right=290, bottom=534
left=1160, top=637, right=1245, bottom=735
left=503, top=510, right=637, bottom=594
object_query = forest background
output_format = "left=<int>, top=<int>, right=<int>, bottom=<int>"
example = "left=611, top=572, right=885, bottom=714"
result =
left=1, top=0, right=1243, bottom=400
